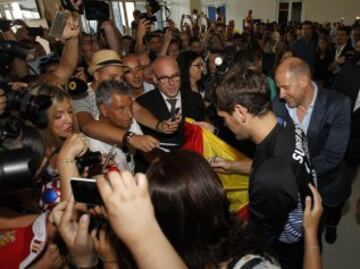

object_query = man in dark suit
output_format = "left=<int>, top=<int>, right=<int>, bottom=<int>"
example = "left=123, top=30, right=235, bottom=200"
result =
left=329, top=26, right=354, bottom=75
left=136, top=56, right=205, bottom=150
left=274, top=57, right=351, bottom=244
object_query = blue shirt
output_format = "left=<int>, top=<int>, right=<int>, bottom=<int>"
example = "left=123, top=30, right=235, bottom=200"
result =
left=285, top=82, right=318, bottom=135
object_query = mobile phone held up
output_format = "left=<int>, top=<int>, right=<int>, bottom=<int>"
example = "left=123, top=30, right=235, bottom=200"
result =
left=170, top=107, right=180, bottom=121
left=49, top=11, right=69, bottom=39
left=71, top=177, right=103, bottom=205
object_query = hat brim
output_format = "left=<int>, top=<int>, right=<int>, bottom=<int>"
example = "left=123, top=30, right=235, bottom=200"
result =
left=88, top=60, right=124, bottom=75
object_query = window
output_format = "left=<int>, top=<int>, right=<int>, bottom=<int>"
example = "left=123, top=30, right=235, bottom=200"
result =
left=0, top=0, right=41, bottom=20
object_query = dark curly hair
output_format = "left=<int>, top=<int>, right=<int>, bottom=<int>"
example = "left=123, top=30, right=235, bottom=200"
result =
left=215, top=68, right=271, bottom=116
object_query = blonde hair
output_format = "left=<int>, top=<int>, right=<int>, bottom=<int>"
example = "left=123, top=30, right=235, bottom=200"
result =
left=29, top=83, right=79, bottom=149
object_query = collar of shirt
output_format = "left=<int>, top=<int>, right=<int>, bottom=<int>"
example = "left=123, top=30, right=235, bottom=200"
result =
left=335, top=44, right=346, bottom=60
left=286, top=82, right=318, bottom=134
left=159, top=90, right=182, bottom=113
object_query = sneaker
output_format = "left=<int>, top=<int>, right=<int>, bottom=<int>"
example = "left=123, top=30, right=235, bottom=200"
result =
left=325, top=225, right=337, bottom=244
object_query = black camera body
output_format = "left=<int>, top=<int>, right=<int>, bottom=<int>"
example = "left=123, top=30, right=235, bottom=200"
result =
left=140, top=13, right=157, bottom=23
left=0, top=20, right=13, bottom=32
left=84, top=0, right=110, bottom=22
left=0, top=76, right=52, bottom=128
left=76, top=151, right=102, bottom=175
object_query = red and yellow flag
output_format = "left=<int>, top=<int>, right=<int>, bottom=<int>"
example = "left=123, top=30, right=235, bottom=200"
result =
left=182, top=118, right=250, bottom=220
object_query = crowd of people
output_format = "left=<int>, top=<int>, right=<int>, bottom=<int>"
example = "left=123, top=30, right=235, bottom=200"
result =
left=1, top=1, right=360, bottom=268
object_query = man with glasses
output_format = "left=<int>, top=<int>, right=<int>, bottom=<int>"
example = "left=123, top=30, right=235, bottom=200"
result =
left=136, top=56, right=205, bottom=151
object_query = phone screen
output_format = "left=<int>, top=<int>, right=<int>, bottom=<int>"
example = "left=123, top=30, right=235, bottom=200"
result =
left=71, top=178, right=103, bottom=205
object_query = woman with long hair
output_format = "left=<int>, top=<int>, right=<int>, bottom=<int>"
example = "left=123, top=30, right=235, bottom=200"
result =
left=177, top=50, right=205, bottom=97
left=314, top=34, right=333, bottom=87
left=29, top=84, right=88, bottom=210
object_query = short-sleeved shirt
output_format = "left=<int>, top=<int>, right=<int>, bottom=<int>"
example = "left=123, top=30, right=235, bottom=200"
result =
left=72, top=85, right=99, bottom=118
left=249, top=118, right=317, bottom=243
left=87, top=117, right=143, bottom=173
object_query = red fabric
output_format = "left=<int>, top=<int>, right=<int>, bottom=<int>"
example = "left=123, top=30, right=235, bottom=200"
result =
left=0, top=225, right=33, bottom=269
left=236, top=205, right=249, bottom=221
left=181, top=121, right=204, bottom=153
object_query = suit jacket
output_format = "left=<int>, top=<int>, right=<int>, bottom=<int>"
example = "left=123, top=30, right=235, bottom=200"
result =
left=331, top=64, right=360, bottom=164
left=272, top=86, right=351, bottom=206
left=136, top=88, right=205, bottom=149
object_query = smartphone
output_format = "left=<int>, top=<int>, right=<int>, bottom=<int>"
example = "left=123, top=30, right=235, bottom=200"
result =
left=71, top=177, right=103, bottom=205
left=49, top=11, right=69, bottom=39
left=170, top=107, right=181, bottom=121
left=27, top=27, right=44, bottom=37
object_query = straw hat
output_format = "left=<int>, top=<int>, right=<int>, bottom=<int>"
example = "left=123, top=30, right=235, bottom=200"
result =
left=88, top=50, right=123, bottom=75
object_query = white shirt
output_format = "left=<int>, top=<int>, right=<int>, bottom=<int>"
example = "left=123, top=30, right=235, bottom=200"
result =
left=72, top=85, right=100, bottom=118
left=286, top=82, right=318, bottom=135
left=143, top=81, right=155, bottom=93
left=87, top=117, right=143, bottom=173
left=159, top=91, right=182, bottom=115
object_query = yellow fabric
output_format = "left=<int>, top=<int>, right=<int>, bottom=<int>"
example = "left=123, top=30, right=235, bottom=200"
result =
left=186, top=118, right=250, bottom=212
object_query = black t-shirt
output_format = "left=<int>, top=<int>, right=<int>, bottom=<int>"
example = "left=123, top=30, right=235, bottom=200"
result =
left=249, top=119, right=316, bottom=242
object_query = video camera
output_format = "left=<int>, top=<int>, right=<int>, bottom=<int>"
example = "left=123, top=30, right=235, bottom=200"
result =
left=61, top=0, right=110, bottom=22
left=0, top=77, right=52, bottom=128
left=0, top=40, right=36, bottom=73
left=0, top=124, right=45, bottom=194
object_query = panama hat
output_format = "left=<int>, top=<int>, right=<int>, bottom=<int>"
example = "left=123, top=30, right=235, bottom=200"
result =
left=88, top=49, right=123, bottom=75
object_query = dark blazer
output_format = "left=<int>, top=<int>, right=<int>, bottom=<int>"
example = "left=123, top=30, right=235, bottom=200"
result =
left=272, top=86, right=351, bottom=207
left=331, top=42, right=354, bottom=61
left=331, top=64, right=360, bottom=164
left=136, top=88, right=205, bottom=148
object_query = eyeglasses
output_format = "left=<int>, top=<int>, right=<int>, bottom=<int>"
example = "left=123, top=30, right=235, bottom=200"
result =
left=156, top=74, right=181, bottom=84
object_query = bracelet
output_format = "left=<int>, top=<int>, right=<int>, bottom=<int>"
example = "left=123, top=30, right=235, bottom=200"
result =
left=155, top=119, right=161, bottom=131
left=305, top=245, right=320, bottom=249
left=98, top=255, right=118, bottom=263
left=58, top=159, right=76, bottom=165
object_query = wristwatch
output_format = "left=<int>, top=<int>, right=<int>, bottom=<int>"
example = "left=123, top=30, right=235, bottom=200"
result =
left=123, top=131, right=136, bottom=146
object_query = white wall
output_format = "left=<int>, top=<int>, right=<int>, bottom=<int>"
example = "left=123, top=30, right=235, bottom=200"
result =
left=168, top=0, right=191, bottom=27
left=304, top=0, right=360, bottom=25
left=202, top=0, right=277, bottom=31
left=201, top=0, right=360, bottom=29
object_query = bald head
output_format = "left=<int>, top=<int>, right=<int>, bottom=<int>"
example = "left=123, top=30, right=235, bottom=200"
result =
left=275, top=57, right=313, bottom=109
left=152, top=56, right=181, bottom=97
left=152, top=56, right=179, bottom=76
left=276, top=57, right=311, bottom=80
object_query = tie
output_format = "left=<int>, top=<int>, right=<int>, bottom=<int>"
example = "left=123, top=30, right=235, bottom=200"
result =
left=166, top=98, right=177, bottom=116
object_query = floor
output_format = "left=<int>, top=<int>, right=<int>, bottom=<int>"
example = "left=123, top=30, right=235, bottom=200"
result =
left=323, top=167, right=360, bottom=269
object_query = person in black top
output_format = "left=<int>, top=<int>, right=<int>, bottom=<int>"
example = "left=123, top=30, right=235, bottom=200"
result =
left=215, top=68, right=317, bottom=269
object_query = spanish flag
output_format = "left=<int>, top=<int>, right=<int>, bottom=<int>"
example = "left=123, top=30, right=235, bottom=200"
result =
left=182, top=118, right=250, bottom=220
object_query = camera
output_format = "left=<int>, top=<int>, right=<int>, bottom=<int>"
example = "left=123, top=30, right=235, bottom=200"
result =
left=0, top=20, right=13, bottom=32
left=84, top=0, right=110, bottom=22
left=0, top=40, right=36, bottom=69
left=140, top=13, right=157, bottom=23
left=0, top=77, right=52, bottom=127
left=0, top=147, right=36, bottom=193
left=0, top=125, right=45, bottom=194
left=76, top=150, right=102, bottom=175
left=27, top=27, right=44, bottom=37
left=66, top=77, right=88, bottom=100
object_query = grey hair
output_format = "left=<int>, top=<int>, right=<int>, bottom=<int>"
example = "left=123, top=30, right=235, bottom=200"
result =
left=96, top=80, right=131, bottom=107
